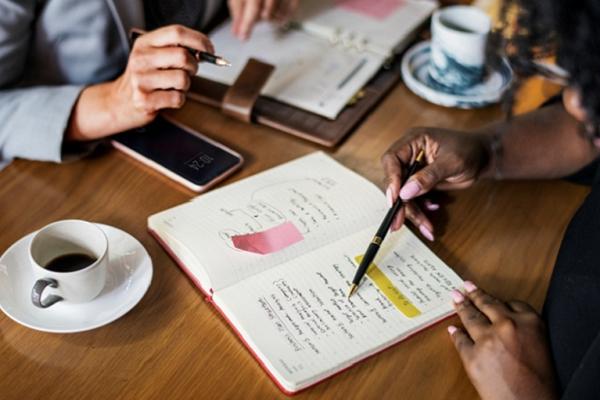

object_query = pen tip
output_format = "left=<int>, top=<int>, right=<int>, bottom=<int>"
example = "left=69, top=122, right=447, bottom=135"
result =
left=217, top=59, right=232, bottom=67
left=347, top=284, right=358, bottom=298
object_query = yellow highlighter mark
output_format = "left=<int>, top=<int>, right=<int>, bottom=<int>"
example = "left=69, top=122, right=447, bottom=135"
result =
left=355, top=255, right=422, bottom=318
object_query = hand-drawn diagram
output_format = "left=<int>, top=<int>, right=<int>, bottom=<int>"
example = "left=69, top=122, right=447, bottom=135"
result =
left=218, top=177, right=340, bottom=251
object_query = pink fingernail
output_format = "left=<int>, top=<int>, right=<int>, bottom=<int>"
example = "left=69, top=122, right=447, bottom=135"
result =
left=451, top=289, right=464, bottom=304
left=447, top=325, right=457, bottom=335
left=425, top=202, right=440, bottom=211
left=386, top=187, right=394, bottom=208
left=399, top=181, right=421, bottom=200
left=464, top=281, right=477, bottom=293
left=419, top=225, right=434, bottom=241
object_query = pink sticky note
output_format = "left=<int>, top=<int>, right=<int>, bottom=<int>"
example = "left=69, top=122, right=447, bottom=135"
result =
left=335, top=0, right=403, bottom=20
left=231, top=221, right=304, bottom=255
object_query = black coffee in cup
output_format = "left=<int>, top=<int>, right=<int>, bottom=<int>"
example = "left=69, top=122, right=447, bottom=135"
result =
left=30, top=220, right=108, bottom=308
left=44, top=253, right=97, bottom=273
left=439, top=18, right=477, bottom=34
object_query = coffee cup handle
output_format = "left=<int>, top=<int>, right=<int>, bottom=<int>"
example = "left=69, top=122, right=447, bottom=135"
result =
left=31, top=278, right=64, bottom=308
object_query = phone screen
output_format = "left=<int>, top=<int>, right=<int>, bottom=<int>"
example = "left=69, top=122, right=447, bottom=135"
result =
left=113, top=117, right=242, bottom=187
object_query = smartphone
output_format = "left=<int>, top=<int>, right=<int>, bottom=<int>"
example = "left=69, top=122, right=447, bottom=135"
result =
left=112, top=116, right=243, bottom=192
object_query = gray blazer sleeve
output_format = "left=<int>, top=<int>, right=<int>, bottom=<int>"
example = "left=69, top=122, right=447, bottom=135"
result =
left=0, top=0, right=85, bottom=167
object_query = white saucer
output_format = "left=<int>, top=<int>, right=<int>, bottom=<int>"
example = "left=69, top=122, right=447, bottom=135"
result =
left=401, top=41, right=513, bottom=109
left=0, top=224, right=152, bottom=333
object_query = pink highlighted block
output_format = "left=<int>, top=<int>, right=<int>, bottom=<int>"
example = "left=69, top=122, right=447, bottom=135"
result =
left=335, top=0, right=403, bottom=20
left=232, top=221, right=304, bottom=255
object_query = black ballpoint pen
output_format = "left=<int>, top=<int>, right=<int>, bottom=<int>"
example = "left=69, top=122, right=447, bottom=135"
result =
left=130, top=29, right=231, bottom=67
left=347, top=149, right=425, bottom=298
left=192, top=50, right=232, bottom=67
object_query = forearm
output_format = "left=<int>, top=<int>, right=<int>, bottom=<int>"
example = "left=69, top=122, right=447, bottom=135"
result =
left=478, top=103, right=600, bottom=180
left=66, top=80, right=136, bottom=141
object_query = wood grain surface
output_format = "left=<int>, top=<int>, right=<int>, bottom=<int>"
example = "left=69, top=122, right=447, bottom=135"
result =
left=0, top=83, right=589, bottom=400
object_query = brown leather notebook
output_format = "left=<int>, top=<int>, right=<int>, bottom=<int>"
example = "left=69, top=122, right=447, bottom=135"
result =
left=188, top=58, right=401, bottom=147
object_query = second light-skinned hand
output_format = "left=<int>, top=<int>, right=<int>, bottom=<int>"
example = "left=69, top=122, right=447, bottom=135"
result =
left=228, top=0, right=299, bottom=40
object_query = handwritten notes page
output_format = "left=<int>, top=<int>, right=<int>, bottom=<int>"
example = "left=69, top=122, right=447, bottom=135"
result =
left=198, top=22, right=385, bottom=119
left=214, top=226, right=463, bottom=392
left=148, top=152, right=386, bottom=292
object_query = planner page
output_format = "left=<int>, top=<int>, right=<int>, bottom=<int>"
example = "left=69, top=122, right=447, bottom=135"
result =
left=148, top=152, right=387, bottom=292
left=214, top=225, right=463, bottom=392
left=295, top=0, right=439, bottom=57
left=198, top=22, right=385, bottom=119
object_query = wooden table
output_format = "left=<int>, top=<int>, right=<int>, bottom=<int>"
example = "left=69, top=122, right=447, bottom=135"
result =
left=0, top=83, right=589, bottom=400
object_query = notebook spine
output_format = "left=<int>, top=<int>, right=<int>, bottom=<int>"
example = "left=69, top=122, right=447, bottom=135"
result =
left=147, top=228, right=215, bottom=300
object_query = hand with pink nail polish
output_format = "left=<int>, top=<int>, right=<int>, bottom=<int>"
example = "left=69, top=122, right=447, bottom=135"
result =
left=447, top=282, right=559, bottom=400
left=381, top=127, right=489, bottom=237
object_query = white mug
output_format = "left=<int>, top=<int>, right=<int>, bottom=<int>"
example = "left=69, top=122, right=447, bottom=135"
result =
left=29, top=220, right=108, bottom=308
left=428, top=5, right=492, bottom=91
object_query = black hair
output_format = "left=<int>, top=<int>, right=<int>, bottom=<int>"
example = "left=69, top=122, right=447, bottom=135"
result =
left=492, top=0, right=600, bottom=135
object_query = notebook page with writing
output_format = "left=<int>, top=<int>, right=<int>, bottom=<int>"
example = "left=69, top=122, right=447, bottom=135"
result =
left=148, top=153, right=386, bottom=292
left=295, top=0, right=438, bottom=57
left=198, top=22, right=385, bottom=119
left=213, top=225, right=463, bottom=392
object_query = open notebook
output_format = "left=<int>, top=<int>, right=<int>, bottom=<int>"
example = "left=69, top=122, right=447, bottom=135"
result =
left=198, top=0, right=438, bottom=119
left=148, top=152, right=463, bottom=394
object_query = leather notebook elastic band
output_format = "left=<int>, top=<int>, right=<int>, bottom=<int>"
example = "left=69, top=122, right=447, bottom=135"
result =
left=221, top=58, right=275, bottom=123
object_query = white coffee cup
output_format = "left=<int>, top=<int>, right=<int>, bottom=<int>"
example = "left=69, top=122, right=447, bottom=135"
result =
left=428, top=5, right=492, bottom=91
left=29, top=220, right=108, bottom=308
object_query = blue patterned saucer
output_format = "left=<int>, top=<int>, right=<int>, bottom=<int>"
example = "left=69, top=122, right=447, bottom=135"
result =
left=401, top=41, right=513, bottom=109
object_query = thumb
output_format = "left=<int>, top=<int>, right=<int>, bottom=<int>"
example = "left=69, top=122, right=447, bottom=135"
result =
left=399, top=161, right=451, bottom=200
